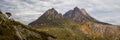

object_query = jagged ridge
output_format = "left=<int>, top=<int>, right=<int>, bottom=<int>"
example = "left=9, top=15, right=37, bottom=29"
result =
left=64, top=7, right=98, bottom=22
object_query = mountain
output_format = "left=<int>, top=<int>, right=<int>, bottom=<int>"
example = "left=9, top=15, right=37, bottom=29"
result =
left=29, top=8, right=66, bottom=26
left=64, top=7, right=98, bottom=22
left=28, top=7, right=120, bottom=40
left=1, top=7, right=120, bottom=40
left=64, top=7, right=111, bottom=25
left=63, top=7, right=120, bottom=40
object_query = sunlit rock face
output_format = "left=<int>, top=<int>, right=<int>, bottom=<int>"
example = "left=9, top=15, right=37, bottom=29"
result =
left=29, top=8, right=64, bottom=26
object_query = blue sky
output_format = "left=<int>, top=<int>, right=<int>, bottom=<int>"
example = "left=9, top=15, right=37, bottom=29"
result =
left=0, top=0, right=120, bottom=25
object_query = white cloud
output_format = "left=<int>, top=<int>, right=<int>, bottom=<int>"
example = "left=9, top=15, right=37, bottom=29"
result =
left=0, top=0, right=120, bottom=25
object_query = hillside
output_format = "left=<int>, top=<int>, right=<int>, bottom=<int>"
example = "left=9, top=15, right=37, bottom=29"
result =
left=0, top=11, right=56, bottom=40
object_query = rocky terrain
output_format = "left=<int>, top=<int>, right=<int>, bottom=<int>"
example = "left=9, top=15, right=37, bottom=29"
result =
left=0, top=7, right=120, bottom=40
left=0, top=11, right=56, bottom=40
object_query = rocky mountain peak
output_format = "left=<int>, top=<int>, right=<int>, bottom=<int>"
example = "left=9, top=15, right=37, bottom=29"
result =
left=29, top=8, right=64, bottom=26
left=43, top=8, right=58, bottom=17
left=74, top=7, right=80, bottom=11
left=51, top=8, right=55, bottom=10
left=64, top=7, right=97, bottom=22
left=38, top=8, right=64, bottom=19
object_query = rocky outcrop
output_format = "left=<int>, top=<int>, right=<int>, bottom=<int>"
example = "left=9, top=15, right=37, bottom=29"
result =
left=80, top=22, right=120, bottom=40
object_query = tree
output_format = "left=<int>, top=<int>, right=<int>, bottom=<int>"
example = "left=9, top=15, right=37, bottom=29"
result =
left=6, top=12, right=12, bottom=18
left=0, top=11, right=3, bottom=14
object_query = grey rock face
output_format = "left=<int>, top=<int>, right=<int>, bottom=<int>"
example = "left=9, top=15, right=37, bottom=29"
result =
left=64, top=7, right=97, bottom=22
